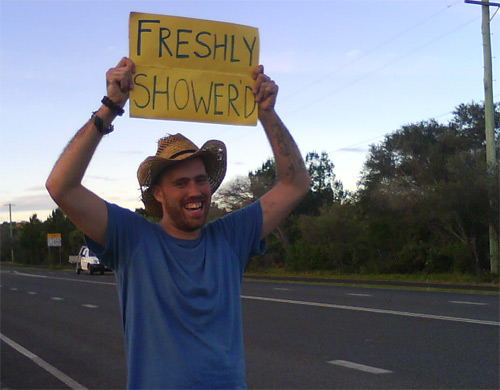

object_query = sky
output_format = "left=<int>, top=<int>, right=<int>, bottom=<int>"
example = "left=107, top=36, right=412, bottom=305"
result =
left=1, top=0, right=499, bottom=223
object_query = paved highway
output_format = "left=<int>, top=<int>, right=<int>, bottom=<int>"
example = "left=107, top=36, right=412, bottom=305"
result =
left=1, top=267, right=498, bottom=389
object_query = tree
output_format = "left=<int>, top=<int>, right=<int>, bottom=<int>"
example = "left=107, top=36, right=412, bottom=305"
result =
left=45, top=208, right=80, bottom=267
left=296, top=152, right=348, bottom=216
left=213, top=176, right=254, bottom=212
left=18, top=214, right=46, bottom=265
left=357, top=102, right=499, bottom=273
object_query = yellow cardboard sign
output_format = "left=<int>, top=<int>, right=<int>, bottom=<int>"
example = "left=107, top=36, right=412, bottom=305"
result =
left=129, top=12, right=260, bottom=125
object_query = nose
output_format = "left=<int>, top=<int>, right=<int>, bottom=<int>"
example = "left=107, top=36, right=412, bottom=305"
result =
left=186, top=181, right=204, bottom=197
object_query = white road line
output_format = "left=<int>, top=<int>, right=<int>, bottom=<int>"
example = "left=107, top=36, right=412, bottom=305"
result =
left=0, top=333, right=88, bottom=390
left=274, top=288, right=291, bottom=291
left=10, top=287, right=18, bottom=291
left=50, top=297, right=64, bottom=301
left=347, top=293, right=372, bottom=297
left=81, top=304, right=99, bottom=309
left=241, top=295, right=500, bottom=326
left=13, top=271, right=115, bottom=286
left=449, top=300, right=487, bottom=306
left=328, top=360, right=392, bottom=374
left=27, top=291, right=37, bottom=295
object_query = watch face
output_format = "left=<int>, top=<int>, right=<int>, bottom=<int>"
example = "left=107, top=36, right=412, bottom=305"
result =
left=93, top=114, right=104, bottom=133
left=92, top=114, right=113, bottom=135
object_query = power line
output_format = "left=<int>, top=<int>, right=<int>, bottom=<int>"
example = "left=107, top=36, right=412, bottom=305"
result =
left=283, top=15, right=480, bottom=118
left=280, top=1, right=463, bottom=104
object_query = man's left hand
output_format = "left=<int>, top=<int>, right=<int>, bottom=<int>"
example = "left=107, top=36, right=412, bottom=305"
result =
left=252, top=65, right=278, bottom=115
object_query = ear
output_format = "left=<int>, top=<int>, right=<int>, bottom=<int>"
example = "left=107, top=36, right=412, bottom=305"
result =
left=151, top=185, right=163, bottom=203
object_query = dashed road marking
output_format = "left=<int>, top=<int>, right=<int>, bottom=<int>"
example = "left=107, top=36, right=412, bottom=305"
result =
left=27, top=291, right=37, bottom=295
left=10, top=287, right=18, bottom=291
left=347, top=293, right=372, bottom=297
left=328, top=360, right=392, bottom=374
left=50, top=297, right=64, bottom=301
left=449, top=300, right=487, bottom=306
left=81, top=304, right=99, bottom=309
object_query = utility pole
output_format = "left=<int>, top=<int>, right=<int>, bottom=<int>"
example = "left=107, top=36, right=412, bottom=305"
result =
left=4, top=203, right=15, bottom=263
left=465, top=0, right=499, bottom=274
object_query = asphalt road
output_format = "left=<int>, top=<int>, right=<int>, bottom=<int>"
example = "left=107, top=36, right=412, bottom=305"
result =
left=1, top=267, right=498, bottom=389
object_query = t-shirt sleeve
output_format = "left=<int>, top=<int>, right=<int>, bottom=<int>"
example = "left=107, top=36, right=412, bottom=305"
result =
left=85, top=202, right=147, bottom=271
left=210, top=200, right=266, bottom=268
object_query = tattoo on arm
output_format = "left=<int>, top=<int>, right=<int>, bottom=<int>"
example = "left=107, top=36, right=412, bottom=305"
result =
left=269, top=121, right=305, bottom=182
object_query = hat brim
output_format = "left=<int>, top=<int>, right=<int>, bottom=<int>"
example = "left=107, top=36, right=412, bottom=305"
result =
left=137, top=140, right=226, bottom=219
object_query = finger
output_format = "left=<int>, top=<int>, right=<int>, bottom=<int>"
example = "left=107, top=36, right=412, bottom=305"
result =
left=253, top=75, right=274, bottom=99
left=116, top=56, right=129, bottom=68
left=252, top=73, right=270, bottom=95
left=261, top=83, right=277, bottom=102
left=251, top=64, right=264, bottom=80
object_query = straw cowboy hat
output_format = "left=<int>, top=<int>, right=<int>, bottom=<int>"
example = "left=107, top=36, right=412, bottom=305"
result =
left=137, top=134, right=227, bottom=218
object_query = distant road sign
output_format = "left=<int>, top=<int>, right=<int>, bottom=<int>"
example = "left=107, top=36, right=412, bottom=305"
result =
left=47, top=233, right=62, bottom=247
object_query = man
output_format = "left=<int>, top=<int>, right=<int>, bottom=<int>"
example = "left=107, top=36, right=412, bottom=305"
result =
left=46, top=57, right=311, bottom=389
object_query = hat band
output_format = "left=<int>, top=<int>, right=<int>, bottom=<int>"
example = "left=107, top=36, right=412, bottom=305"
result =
left=168, top=149, right=197, bottom=159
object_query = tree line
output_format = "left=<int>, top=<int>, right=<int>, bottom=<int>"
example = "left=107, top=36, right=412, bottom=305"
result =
left=2, top=102, right=498, bottom=276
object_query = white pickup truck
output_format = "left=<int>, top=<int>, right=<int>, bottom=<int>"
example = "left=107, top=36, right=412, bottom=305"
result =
left=69, top=246, right=109, bottom=275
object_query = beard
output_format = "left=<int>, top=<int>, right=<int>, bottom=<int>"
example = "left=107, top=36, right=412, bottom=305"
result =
left=162, top=195, right=210, bottom=233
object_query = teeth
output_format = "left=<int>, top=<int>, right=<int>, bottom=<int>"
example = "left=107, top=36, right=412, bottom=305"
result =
left=185, top=202, right=202, bottom=210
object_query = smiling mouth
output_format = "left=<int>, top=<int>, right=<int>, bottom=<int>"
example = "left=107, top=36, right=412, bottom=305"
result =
left=184, top=202, right=203, bottom=211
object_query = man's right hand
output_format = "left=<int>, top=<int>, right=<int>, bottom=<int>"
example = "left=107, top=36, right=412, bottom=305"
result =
left=105, top=57, right=136, bottom=108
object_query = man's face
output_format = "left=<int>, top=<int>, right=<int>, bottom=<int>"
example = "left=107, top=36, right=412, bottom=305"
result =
left=153, top=158, right=212, bottom=239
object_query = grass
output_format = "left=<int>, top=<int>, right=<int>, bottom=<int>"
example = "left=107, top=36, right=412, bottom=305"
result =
left=244, top=267, right=499, bottom=286
left=3, top=261, right=499, bottom=289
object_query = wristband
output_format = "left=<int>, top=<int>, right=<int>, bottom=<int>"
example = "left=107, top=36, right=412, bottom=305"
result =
left=101, top=96, right=125, bottom=116
left=92, top=112, right=114, bottom=135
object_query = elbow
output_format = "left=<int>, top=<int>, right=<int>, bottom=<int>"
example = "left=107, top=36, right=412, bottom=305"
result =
left=291, top=172, right=312, bottom=200
left=45, top=176, right=60, bottom=202
left=45, top=175, right=68, bottom=204
left=299, top=172, right=312, bottom=196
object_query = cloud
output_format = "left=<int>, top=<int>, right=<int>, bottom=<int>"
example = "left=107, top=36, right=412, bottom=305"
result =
left=118, top=150, right=144, bottom=155
left=336, top=147, right=369, bottom=153
left=346, top=49, right=362, bottom=58
left=1, top=193, right=56, bottom=213
left=23, top=185, right=46, bottom=192
left=86, top=175, right=117, bottom=182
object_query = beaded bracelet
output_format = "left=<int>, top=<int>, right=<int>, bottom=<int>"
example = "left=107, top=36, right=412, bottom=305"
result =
left=101, top=96, right=125, bottom=116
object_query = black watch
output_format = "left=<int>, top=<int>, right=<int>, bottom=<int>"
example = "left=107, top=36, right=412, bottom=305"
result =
left=92, top=113, right=114, bottom=135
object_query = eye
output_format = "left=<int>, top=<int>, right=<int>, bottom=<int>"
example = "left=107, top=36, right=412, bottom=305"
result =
left=196, top=175, right=209, bottom=184
left=174, top=179, right=188, bottom=188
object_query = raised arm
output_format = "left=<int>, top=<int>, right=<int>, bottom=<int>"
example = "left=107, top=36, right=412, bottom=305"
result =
left=45, top=57, right=135, bottom=246
left=252, top=66, right=311, bottom=239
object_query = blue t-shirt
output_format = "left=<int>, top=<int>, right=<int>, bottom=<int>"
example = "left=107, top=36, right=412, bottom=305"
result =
left=87, top=200, right=265, bottom=389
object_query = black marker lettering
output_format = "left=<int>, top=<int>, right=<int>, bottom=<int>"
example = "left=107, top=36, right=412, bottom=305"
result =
left=152, top=75, right=170, bottom=110
left=174, top=79, right=189, bottom=110
left=213, top=83, right=224, bottom=115
left=194, top=31, right=211, bottom=58
left=133, top=74, right=151, bottom=109
left=191, top=81, right=213, bottom=113
left=230, top=35, right=240, bottom=63
left=176, top=29, right=192, bottom=59
left=243, top=36, right=257, bottom=66
left=213, top=34, right=228, bottom=61
left=137, top=19, right=160, bottom=56
left=227, top=84, right=240, bottom=116
left=244, top=85, right=257, bottom=118
left=159, top=27, right=172, bottom=57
